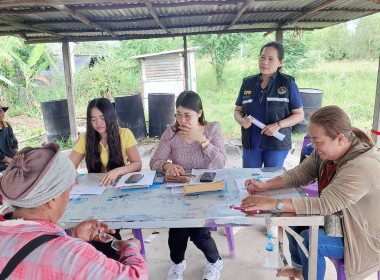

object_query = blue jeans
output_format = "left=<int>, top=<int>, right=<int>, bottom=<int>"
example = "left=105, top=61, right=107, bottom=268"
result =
left=287, top=226, right=344, bottom=280
left=242, top=148, right=289, bottom=168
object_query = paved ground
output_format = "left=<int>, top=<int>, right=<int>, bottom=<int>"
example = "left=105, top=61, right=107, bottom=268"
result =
left=67, top=138, right=377, bottom=280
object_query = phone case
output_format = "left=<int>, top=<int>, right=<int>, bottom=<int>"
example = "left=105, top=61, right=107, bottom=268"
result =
left=200, top=172, right=216, bottom=182
left=125, top=174, right=143, bottom=183
left=165, top=174, right=193, bottom=183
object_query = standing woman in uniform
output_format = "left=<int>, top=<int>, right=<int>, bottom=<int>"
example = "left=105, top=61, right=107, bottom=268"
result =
left=69, top=97, right=142, bottom=259
left=234, top=41, right=304, bottom=168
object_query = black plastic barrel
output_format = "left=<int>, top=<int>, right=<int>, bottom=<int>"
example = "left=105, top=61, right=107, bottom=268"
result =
left=292, top=88, right=323, bottom=133
left=148, top=93, right=175, bottom=138
left=114, top=94, right=147, bottom=140
left=41, top=99, right=71, bottom=142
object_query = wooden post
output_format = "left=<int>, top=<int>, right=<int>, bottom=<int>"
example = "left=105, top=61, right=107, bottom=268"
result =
left=62, top=41, right=78, bottom=147
left=275, top=30, right=283, bottom=44
left=183, top=35, right=188, bottom=91
left=371, top=56, right=380, bottom=148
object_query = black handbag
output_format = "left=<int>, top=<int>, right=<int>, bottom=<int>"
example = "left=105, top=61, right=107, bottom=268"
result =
left=0, top=234, right=59, bottom=280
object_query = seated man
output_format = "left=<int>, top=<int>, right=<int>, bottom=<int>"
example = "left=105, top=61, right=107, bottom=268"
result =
left=0, top=104, right=18, bottom=172
left=0, top=143, right=148, bottom=280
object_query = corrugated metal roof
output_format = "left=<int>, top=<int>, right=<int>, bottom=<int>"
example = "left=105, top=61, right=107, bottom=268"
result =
left=0, top=0, right=378, bottom=44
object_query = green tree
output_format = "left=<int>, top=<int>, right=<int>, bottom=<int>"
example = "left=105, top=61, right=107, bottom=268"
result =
left=11, top=43, right=50, bottom=107
left=352, top=13, right=380, bottom=59
left=190, top=33, right=245, bottom=87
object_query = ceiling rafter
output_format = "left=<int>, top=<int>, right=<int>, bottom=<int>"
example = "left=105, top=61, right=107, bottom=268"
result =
left=264, top=0, right=339, bottom=36
left=0, top=0, right=175, bottom=8
left=225, top=0, right=254, bottom=30
left=0, top=16, right=65, bottom=37
left=145, top=2, right=171, bottom=34
left=53, top=5, right=117, bottom=37
left=1, top=5, right=377, bottom=16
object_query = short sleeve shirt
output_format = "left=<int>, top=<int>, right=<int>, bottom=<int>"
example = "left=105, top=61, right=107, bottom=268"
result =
left=236, top=79, right=303, bottom=150
left=73, top=127, right=137, bottom=172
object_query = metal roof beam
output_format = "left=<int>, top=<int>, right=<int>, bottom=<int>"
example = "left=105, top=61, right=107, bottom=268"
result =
left=23, top=27, right=318, bottom=44
left=53, top=5, right=117, bottom=37
left=0, top=16, right=65, bottom=37
left=145, top=2, right=171, bottom=34
left=225, top=0, right=254, bottom=30
left=264, top=0, right=339, bottom=36
left=0, top=0, right=176, bottom=8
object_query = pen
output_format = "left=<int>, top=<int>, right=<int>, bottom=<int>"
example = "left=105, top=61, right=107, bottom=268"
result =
left=75, top=174, right=85, bottom=180
left=109, top=194, right=130, bottom=199
left=229, top=205, right=260, bottom=214
left=254, top=176, right=261, bottom=181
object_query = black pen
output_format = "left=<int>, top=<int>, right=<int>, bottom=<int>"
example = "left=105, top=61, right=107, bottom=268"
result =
left=109, top=194, right=130, bottom=199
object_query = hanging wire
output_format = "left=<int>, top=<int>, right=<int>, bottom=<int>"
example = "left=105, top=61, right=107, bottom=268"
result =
left=292, top=26, right=303, bottom=43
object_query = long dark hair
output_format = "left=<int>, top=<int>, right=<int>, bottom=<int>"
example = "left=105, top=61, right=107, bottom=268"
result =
left=85, top=98, right=124, bottom=172
left=173, top=91, right=206, bottom=132
left=308, top=105, right=375, bottom=147
left=260, top=41, right=284, bottom=71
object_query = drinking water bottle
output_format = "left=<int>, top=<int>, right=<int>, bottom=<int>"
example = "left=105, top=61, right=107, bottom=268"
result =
left=265, top=234, right=276, bottom=268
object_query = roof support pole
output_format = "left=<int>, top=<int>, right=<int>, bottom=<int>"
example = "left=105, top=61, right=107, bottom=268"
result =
left=183, top=35, right=188, bottom=91
left=371, top=56, right=380, bottom=148
left=62, top=41, right=78, bottom=147
left=275, top=30, right=283, bottom=44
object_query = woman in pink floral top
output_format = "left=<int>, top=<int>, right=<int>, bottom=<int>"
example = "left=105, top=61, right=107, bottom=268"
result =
left=150, top=91, right=227, bottom=280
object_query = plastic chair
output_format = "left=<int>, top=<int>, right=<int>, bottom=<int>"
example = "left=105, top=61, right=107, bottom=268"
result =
left=210, top=227, right=236, bottom=259
left=329, top=257, right=380, bottom=280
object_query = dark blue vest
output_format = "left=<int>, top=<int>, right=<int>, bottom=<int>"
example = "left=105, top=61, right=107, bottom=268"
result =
left=241, top=71, right=294, bottom=150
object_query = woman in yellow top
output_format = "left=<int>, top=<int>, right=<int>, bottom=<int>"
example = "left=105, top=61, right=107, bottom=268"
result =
left=69, top=97, right=142, bottom=259
left=70, top=98, right=142, bottom=186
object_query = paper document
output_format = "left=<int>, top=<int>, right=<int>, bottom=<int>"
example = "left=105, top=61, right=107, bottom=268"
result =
left=70, top=173, right=109, bottom=196
left=235, top=177, right=271, bottom=193
left=248, top=115, right=285, bottom=141
left=114, top=171, right=155, bottom=188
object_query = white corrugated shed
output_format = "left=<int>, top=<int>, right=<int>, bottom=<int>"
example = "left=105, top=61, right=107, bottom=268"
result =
left=131, top=47, right=200, bottom=111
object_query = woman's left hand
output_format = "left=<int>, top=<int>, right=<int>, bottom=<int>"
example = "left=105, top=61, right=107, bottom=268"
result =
left=71, top=219, right=115, bottom=242
left=261, top=122, right=281, bottom=136
left=240, top=195, right=277, bottom=211
left=178, top=123, right=204, bottom=143
left=100, top=169, right=120, bottom=187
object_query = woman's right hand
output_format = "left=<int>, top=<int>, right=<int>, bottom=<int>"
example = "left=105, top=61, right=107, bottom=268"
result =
left=241, top=116, right=254, bottom=129
left=245, top=178, right=268, bottom=194
left=163, top=163, right=185, bottom=176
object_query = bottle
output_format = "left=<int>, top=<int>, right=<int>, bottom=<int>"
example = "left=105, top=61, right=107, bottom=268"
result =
left=265, top=234, right=276, bottom=268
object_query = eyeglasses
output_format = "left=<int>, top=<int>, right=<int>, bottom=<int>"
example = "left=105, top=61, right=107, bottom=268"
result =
left=174, top=113, right=195, bottom=121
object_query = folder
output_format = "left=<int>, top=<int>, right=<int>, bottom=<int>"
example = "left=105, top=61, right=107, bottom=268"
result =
left=183, top=180, right=225, bottom=194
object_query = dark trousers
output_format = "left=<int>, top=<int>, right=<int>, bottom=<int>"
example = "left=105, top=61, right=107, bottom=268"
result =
left=169, top=227, right=220, bottom=264
left=89, top=229, right=121, bottom=260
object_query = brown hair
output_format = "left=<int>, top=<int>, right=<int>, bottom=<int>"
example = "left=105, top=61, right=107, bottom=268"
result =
left=308, top=105, right=375, bottom=147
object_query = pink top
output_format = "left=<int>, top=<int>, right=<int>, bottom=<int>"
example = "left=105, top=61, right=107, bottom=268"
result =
left=150, top=122, right=227, bottom=171
left=0, top=215, right=148, bottom=280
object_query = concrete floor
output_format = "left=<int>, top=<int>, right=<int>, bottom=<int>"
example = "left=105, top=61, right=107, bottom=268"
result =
left=67, top=138, right=378, bottom=280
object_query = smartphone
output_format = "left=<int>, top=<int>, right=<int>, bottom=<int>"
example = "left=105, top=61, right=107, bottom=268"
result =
left=200, top=172, right=216, bottom=182
left=125, top=174, right=144, bottom=184
left=153, top=171, right=165, bottom=184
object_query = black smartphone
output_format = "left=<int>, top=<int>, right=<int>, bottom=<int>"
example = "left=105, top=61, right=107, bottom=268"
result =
left=153, top=171, right=165, bottom=184
left=200, top=172, right=216, bottom=182
left=125, top=174, right=144, bottom=184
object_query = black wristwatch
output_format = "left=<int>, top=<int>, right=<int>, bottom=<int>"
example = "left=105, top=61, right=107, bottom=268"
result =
left=276, top=198, right=284, bottom=212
